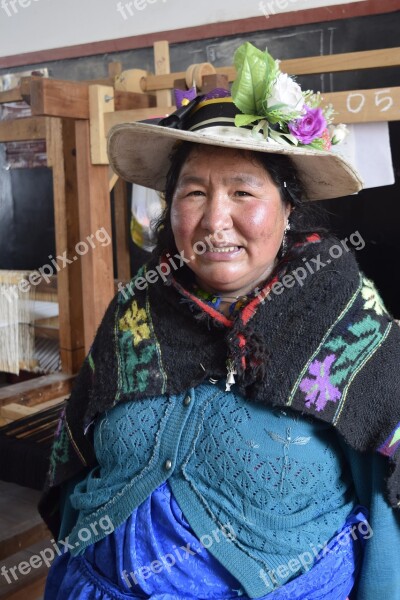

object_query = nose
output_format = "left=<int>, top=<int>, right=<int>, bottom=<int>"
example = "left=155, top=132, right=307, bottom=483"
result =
left=200, top=189, right=233, bottom=234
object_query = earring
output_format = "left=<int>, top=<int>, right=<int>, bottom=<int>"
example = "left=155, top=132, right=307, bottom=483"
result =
left=281, top=220, right=291, bottom=255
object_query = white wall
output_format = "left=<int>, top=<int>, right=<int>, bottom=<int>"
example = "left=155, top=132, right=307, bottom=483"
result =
left=0, top=0, right=368, bottom=58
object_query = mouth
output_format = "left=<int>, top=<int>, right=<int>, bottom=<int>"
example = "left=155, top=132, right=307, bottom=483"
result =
left=207, top=245, right=241, bottom=253
left=197, top=244, right=244, bottom=261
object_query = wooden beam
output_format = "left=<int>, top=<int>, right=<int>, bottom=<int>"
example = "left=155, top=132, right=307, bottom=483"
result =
left=0, top=88, right=23, bottom=104
left=47, top=118, right=86, bottom=373
left=142, top=47, right=400, bottom=92
left=105, top=86, right=400, bottom=129
left=115, top=68, right=149, bottom=93
left=28, top=77, right=156, bottom=122
left=0, top=373, right=74, bottom=408
left=201, top=73, right=229, bottom=94
left=283, top=47, right=400, bottom=76
left=324, top=86, right=400, bottom=123
left=0, top=522, right=50, bottom=562
left=75, top=120, right=115, bottom=352
left=143, top=70, right=187, bottom=92
left=0, top=575, right=47, bottom=600
left=0, top=117, right=46, bottom=142
left=115, top=90, right=157, bottom=111
left=89, top=84, right=115, bottom=164
left=30, top=78, right=90, bottom=119
left=0, top=397, right=65, bottom=422
left=109, top=167, right=119, bottom=192
left=0, top=76, right=36, bottom=104
left=154, top=40, right=172, bottom=107
left=104, top=106, right=175, bottom=135
left=114, top=178, right=131, bottom=281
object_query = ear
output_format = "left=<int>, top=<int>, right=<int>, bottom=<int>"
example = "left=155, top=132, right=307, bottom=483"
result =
left=284, top=204, right=293, bottom=220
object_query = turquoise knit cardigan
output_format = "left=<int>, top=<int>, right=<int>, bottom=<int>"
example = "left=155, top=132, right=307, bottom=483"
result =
left=66, top=383, right=358, bottom=597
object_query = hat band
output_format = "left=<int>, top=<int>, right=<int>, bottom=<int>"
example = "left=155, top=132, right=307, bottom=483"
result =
left=189, top=116, right=237, bottom=131
left=184, top=97, right=249, bottom=132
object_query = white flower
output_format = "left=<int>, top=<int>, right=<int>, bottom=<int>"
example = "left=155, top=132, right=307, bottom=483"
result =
left=267, top=73, right=305, bottom=114
left=329, top=123, right=348, bottom=145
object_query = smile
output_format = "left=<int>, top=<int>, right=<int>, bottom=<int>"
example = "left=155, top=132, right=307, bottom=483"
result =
left=208, top=246, right=239, bottom=253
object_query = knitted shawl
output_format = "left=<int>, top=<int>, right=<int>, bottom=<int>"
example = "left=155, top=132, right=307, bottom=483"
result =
left=40, top=236, right=400, bottom=535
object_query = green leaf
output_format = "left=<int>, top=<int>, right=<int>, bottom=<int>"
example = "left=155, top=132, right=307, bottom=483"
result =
left=231, top=42, right=274, bottom=116
left=269, top=129, right=298, bottom=146
left=234, top=114, right=262, bottom=127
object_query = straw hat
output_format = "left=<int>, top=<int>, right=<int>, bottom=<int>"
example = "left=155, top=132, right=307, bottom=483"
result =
left=107, top=44, right=363, bottom=201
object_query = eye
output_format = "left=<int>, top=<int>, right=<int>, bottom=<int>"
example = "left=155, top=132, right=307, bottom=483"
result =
left=186, top=190, right=205, bottom=197
left=234, top=190, right=252, bottom=197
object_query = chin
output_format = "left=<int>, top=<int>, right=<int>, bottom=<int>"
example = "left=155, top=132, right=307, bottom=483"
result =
left=195, top=267, right=249, bottom=293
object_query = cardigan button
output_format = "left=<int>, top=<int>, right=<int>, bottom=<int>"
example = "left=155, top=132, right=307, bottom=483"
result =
left=183, top=395, right=191, bottom=406
left=164, top=459, right=173, bottom=471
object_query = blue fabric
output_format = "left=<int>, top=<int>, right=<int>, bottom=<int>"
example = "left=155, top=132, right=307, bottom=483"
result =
left=44, top=480, right=367, bottom=600
left=338, top=445, right=400, bottom=599
left=67, top=385, right=357, bottom=598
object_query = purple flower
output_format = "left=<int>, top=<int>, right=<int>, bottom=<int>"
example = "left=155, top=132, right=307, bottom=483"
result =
left=174, top=86, right=197, bottom=108
left=289, top=106, right=327, bottom=145
left=299, top=354, right=341, bottom=412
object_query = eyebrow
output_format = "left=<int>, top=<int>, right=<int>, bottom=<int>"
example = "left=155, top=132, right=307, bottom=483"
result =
left=177, top=174, right=265, bottom=187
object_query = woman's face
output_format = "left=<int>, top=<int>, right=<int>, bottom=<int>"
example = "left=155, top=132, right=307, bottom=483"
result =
left=170, top=145, right=291, bottom=295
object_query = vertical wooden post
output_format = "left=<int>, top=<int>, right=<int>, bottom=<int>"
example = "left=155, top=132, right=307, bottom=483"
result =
left=154, top=41, right=172, bottom=107
left=75, top=120, right=114, bottom=352
left=108, top=63, right=131, bottom=283
left=89, top=84, right=115, bottom=164
left=47, top=118, right=85, bottom=373
left=114, top=178, right=131, bottom=282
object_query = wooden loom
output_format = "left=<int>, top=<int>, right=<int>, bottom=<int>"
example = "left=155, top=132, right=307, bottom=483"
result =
left=0, top=40, right=399, bottom=599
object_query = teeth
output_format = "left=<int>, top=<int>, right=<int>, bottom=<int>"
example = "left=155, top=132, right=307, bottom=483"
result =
left=210, top=246, right=237, bottom=253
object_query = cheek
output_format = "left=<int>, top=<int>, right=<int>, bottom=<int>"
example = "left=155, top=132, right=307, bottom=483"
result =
left=171, top=204, right=196, bottom=247
left=240, top=202, right=284, bottom=238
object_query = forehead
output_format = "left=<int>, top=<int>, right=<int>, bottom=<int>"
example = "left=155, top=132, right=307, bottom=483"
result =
left=179, top=145, right=271, bottom=177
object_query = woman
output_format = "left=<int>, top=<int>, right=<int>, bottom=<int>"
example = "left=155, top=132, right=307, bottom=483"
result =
left=41, top=43, right=400, bottom=599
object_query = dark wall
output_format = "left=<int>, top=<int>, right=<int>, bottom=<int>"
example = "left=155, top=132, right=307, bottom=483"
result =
left=0, top=12, right=399, bottom=313
left=0, top=166, right=54, bottom=269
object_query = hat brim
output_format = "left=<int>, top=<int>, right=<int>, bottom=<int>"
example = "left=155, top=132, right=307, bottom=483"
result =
left=107, top=121, right=363, bottom=201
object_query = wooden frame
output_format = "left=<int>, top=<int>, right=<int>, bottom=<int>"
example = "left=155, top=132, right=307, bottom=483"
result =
left=0, top=68, right=156, bottom=370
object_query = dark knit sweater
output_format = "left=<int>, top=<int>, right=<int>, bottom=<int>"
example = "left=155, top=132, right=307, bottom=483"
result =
left=39, top=236, right=400, bottom=535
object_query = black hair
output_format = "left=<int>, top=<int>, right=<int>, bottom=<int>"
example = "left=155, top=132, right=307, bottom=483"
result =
left=153, top=141, right=328, bottom=266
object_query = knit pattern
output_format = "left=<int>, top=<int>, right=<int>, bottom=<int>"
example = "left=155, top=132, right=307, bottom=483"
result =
left=71, top=396, right=170, bottom=513
left=66, top=384, right=354, bottom=596
left=181, top=392, right=351, bottom=555
left=40, top=236, right=400, bottom=537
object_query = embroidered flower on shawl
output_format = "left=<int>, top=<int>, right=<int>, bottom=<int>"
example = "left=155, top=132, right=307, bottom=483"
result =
left=299, top=354, right=341, bottom=412
left=119, top=301, right=150, bottom=346
left=361, top=278, right=386, bottom=316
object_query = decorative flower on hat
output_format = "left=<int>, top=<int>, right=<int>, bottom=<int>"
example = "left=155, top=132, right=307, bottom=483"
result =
left=231, top=42, right=347, bottom=150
